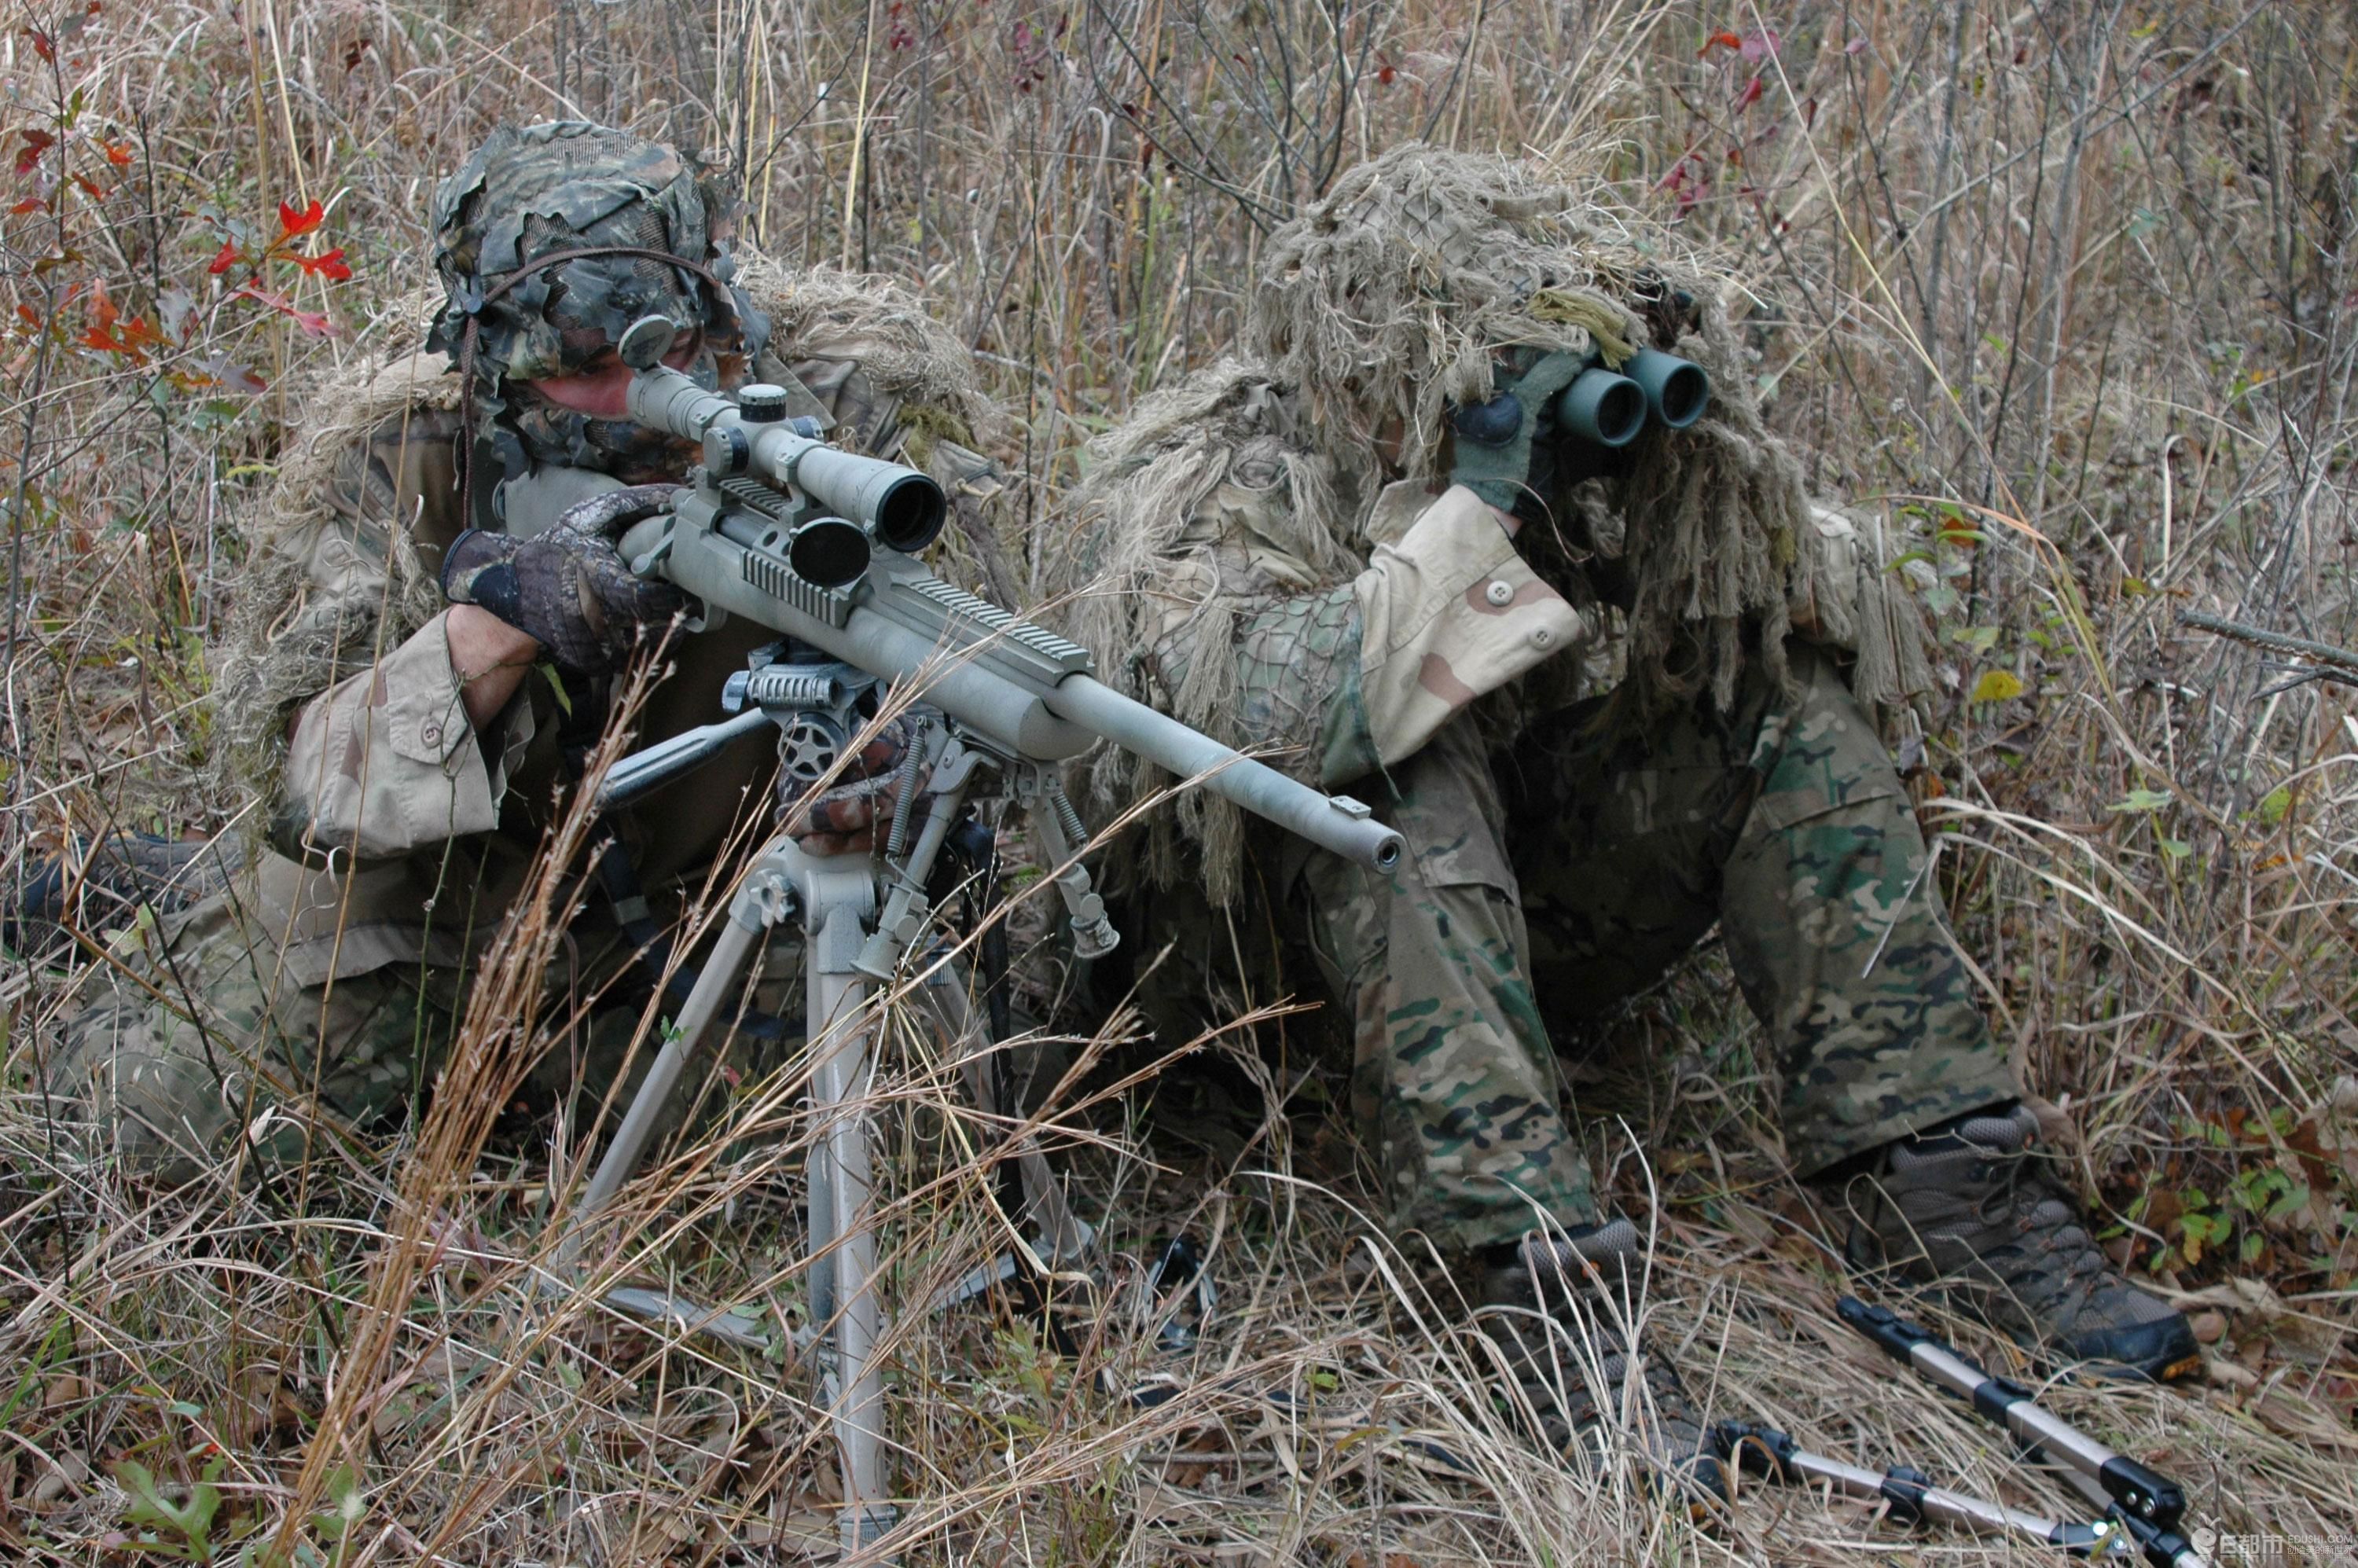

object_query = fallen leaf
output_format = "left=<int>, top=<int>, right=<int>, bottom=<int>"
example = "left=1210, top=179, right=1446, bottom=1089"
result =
left=1971, top=669, right=2026, bottom=703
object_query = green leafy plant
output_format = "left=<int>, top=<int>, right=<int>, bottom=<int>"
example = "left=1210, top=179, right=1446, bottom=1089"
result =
left=115, top=1452, right=226, bottom=1562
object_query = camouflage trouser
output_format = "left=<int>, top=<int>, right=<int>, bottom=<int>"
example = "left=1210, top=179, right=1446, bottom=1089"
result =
left=45, top=864, right=787, bottom=1182
left=1294, top=643, right=2015, bottom=1254
left=48, top=890, right=464, bottom=1179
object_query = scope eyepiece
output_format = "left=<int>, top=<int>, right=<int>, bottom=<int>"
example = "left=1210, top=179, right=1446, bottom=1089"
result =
left=1554, top=367, right=1648, bottom=448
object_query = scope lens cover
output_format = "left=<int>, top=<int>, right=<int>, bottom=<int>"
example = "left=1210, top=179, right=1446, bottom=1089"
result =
left=788, top=517, right=872, bottom=589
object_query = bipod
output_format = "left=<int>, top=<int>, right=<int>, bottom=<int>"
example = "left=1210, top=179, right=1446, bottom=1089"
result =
left=549, top=642, right=1107, bottom=1561
left=1716, top=1420, right=2118, bottom=1555
left=1839, top=1295, right=2209, bottom=1568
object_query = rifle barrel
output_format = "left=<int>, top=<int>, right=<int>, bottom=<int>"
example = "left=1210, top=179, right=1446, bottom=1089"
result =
left=617, top=513, right=1405, bottom=872
left=1045, top=674, right=1401, bottom=872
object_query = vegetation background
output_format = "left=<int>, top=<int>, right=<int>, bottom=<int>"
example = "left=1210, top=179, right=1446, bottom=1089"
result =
left=0, top=0, right=2353, bottom=1561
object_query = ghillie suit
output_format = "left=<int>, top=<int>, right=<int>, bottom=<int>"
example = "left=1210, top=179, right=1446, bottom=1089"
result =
left=211, top=263, right=1008, bottom=819
left=62, top=122, right=1012, bottom=1184
left=1035, top=141, right=2095, bottom=1342
left=1038, top=147, right=2191, bottom=1456
left=1051, top=145, right=1930, bottom=904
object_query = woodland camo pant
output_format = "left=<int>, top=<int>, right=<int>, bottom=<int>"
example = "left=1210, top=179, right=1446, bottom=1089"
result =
left=1292, top=643, right=2015, bottom=1254
left=43, top=875, right=788, bottom=1182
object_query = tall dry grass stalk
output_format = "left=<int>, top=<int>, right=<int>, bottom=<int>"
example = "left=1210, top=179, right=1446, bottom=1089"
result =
left=0, top=0, right=2352, bottom=1561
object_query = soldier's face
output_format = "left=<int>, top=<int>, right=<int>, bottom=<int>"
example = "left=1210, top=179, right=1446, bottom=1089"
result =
left=523, top=322, right=707, bottom=420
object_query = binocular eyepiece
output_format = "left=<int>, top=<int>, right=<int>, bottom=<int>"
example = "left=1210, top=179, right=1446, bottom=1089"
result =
left=1553, top=348, right=1712, bottom=449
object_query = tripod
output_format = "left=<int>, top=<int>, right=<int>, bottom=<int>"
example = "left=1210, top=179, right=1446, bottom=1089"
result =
left=560, top=639, right=1100, bottom=1555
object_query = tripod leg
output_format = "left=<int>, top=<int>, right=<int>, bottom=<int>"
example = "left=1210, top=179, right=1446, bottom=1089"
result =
left=570, top=905, right=766, bottom=1232
left=925, top=979, right=1088, bottom=1264
left=806, top=876, right=897, bottom=1553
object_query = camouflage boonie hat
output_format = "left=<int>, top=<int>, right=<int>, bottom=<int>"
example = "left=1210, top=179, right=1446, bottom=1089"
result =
left=425, top=121, right=769, bottom=385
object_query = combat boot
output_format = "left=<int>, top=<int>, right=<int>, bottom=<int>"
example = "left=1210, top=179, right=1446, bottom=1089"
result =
left=7, top=833, right=239, bottom=961
left=1840, top=1103, right=2199, bottom=1381
left=1476, top=1217, right=1725, bottom=1501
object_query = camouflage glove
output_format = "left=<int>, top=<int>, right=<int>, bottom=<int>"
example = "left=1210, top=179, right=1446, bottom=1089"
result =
left=441, top=484, right=688, bottom=674
left=1446, top=348, right=1589, bottom=514
left=786, top=716, right=935, bottom=857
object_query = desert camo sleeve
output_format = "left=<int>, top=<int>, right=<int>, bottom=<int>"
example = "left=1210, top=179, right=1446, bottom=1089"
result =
left=1208, top=483, right=1582, bottom=789
left=280, top=610, right=534, bottom=860
left=273, top=413, right=534, bottom=861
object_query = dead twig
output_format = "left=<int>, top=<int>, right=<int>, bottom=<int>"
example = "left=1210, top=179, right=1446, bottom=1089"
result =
left=2177, top=609, right=2358, bottom=685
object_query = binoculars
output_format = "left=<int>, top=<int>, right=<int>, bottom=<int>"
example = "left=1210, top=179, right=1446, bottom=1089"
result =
left=1555, top=347, right=1710, bottom=447
left=1453, top=347, right=1711, bottom=454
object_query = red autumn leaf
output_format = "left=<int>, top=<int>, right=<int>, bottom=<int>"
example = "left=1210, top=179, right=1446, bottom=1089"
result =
left=291, top=247, right=351, bottom=281
left=1739, top=28, right=1780, bottom=62
left=9, top=196, right=42, bottom=215
left=1700, top=29, right=1741, bottom=55
left=1735, top=75, right=1765, bottom=108
left=89, top=277, right=116, bottom=329
left=15, top=130, right=56, bottom=174
left=207, top=241, right=238, bottom=276
left=71, top=171, right=103, bottom=199
left=79, top=324, right=122, bottom=352
left=22, top=28, right=53, bottom=62
left=15, top=303, right=40, bottom=328
left=233, top=281, right=336, bottom=337
left=103, top=141, right=134, bottom=167
left=277, top=197, right=325, bottom=237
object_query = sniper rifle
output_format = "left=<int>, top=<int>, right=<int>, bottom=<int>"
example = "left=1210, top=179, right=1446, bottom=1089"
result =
left=547, top=314, right=1402, bottom=1557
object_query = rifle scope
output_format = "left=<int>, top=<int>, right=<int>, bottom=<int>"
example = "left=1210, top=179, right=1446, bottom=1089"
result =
left=619, top=315, right=948, bottom=561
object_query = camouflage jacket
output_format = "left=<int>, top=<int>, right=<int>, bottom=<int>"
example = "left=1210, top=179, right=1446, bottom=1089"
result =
left=1154, top=479, right=1897, bottom=781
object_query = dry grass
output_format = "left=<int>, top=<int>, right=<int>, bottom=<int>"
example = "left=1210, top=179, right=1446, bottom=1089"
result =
left=2, top=0, right=2355, bottom=1561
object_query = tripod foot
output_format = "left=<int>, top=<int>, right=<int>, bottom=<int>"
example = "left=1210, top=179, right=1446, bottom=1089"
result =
left=841, top=1501, right=898, bottom=1557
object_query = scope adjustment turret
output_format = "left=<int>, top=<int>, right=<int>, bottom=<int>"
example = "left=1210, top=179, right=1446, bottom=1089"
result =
left=737, top=384, right=789, bottom=424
